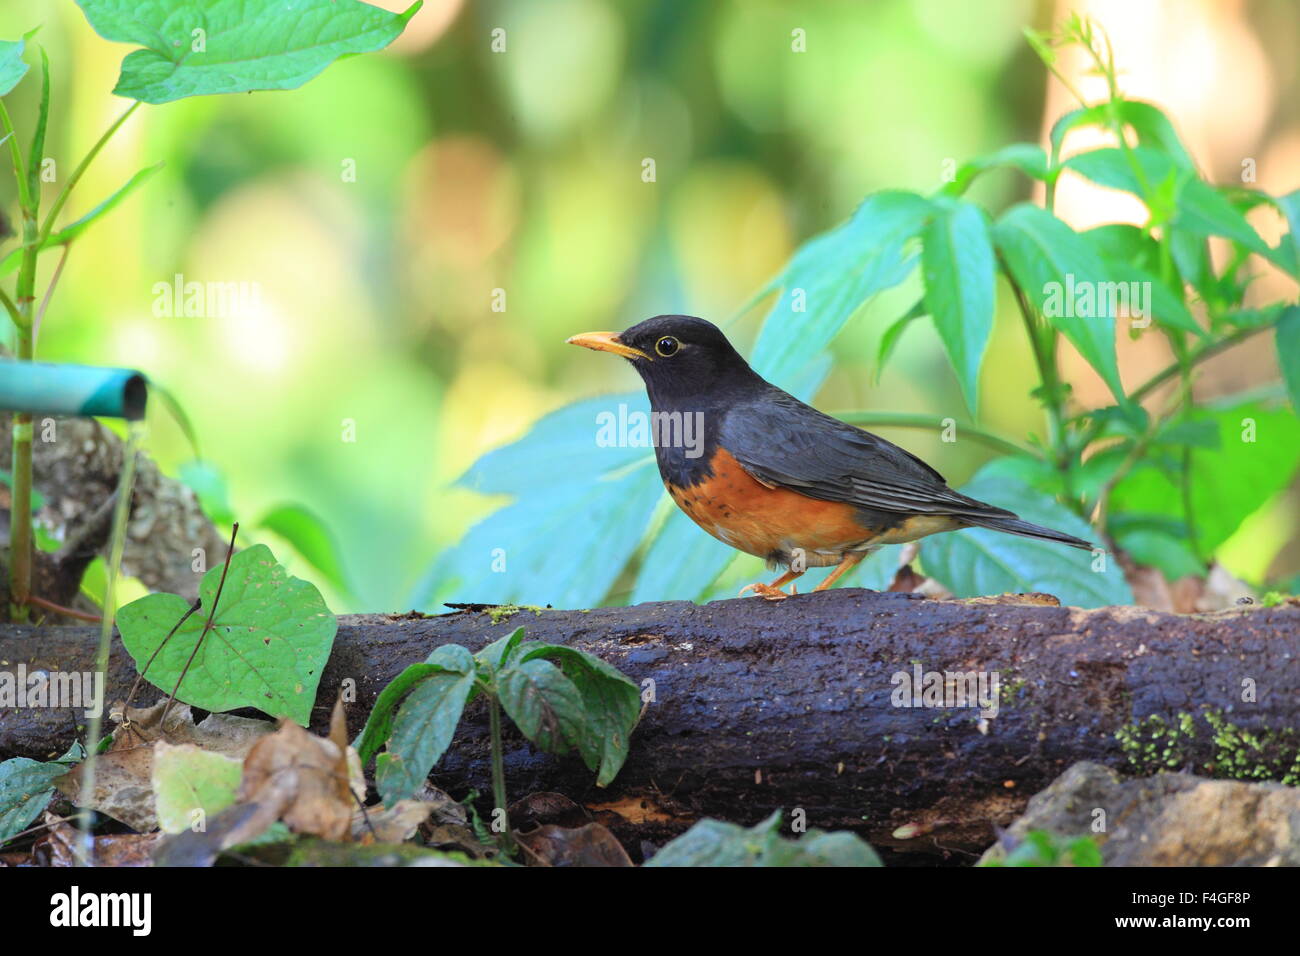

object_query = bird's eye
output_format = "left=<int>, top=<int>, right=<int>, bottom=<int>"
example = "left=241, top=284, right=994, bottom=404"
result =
left=655, top=336, right=680, bottom=357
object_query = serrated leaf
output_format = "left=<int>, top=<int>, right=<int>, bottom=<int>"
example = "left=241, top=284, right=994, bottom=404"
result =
left=75, top=0, right=421, bottom=104
left=920, top=464, right=1130, bottom=608
left=1067, top=146, right=1268, bottom=255
left=750, top=190, right=932, bottom=382
left=992, top=204, right=1125, bottom=403
left=940, top=143, right=1047, bottom=197
left=921, top=198, right=995, bottom=413
left=519, top=645, right=639, bottom=787
left=1051, top=101, right=1195, bottom=170
left=152, top=742, right=242, bottom=834
left=497, top=658, right=585, bottom=754
left=375, top=644, right=475, bottom=804
left=117, top=544, right=337, bottom=725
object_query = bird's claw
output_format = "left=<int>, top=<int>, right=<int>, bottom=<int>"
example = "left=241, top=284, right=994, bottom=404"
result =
left=739, top=582, right=794, bottom=601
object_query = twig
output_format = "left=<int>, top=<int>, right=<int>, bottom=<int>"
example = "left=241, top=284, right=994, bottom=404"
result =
left=122, top=597, right=203, bottom=713
left=159, top=523, right=238, bottom=726
left=22, top=594, right=100, bottom=623
left=32, top=243, right=68, bottom=342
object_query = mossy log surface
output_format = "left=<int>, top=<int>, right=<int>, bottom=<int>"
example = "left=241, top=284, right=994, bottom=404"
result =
left=2, top=590, right=1298, bottom=861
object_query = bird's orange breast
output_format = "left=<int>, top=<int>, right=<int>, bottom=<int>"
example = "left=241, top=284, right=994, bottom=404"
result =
left=665, top=448, right=883, bottom=566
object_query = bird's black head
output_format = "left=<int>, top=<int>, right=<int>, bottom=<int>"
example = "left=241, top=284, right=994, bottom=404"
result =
left=567, top=315, right=760, bottom=408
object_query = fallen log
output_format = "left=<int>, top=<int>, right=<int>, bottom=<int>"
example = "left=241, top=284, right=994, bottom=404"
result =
left=2, top=590, right=1298, bottom=862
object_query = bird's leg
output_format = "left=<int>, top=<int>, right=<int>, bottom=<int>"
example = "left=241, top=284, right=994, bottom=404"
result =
left=739, top=567, right=804, bottom=601
left=811, top=550, right=867, bottom=592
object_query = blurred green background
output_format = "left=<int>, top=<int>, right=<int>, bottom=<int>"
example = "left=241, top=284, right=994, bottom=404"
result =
left=1, top=0, right=1296, bottom=611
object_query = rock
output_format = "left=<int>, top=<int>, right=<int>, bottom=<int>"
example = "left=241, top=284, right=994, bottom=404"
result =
left=980, top=761, right=1300, bottom=866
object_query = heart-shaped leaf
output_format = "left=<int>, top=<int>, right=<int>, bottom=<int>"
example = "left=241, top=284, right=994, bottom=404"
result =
left=118, top=544, right=337, bottom=725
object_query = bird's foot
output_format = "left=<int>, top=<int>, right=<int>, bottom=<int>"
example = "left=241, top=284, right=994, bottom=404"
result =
left=739, top=582, right=796, bottom=601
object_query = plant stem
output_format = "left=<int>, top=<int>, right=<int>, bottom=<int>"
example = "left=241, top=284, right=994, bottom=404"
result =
left=37, top=101, right=139, bottom=249
left=1077, top=324, right=1265, bottom=450
left=8, top=327, right=32, bottom=617
left=486, top=692, right=513, bottom=854
left=833, top=410, right=1036, bottom=458
left=78, top=424, right=141, bottom=865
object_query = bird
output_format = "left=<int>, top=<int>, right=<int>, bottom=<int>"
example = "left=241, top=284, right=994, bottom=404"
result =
left=567, top=315, right=1094, bottom=600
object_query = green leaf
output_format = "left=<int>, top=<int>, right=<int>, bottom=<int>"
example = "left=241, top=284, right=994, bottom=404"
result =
left=375, top=644, right=475, bottom=804
left=412, top=394, right=663, bottom=609
left=750, top=190, right=932, bottom=382
left=1107, top=262, right=1202, bottom=337
left=151, top=743, right=242, bottom=834
left=1277, top=306, right=1300, bottom=411
left=1267, top=189, right=1300, bottom=276
left=75, top=0, right=422, bottom=104
left=921, top=463, right=1132, bottom=608
left=992, top=204, right=1126, bottom=403
left=498, top=658, right=586, bottom=754
left=519, top=644, right=639, bottom=787
left=474, top=626, right=526, bottom=674
left=1067, top=147, right=1268, bottom=255
left=1110, top=402, right=1300, bottom=557
left=921, top=197, right=995, bottom=413
left=1083, top=224, right=1158, bottom=268
left=0, top=756, right=67, bottom=845
left=353, top=650, right=467, bottom=766
left=940, top=143, right=1047, bottom=197
left=875, top=297, right=927, bottom=374
left=0, top=29, right=36, bottom=97
left=178, top=459, right=234, bottom=526
left=1050, top=101, right=1195, bottom=170
left=117, top=544, right=337, bottom=725
left=645, top=811, right=883, bottom=867
left=25, top=45, right=47, bottom=202
left=257, top=502, right=348, bottom=594
left=1111, top=528, right=1204, bottom=580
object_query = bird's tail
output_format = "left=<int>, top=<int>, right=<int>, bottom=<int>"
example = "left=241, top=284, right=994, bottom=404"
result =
left=962, top=513, right=1095, bottom=551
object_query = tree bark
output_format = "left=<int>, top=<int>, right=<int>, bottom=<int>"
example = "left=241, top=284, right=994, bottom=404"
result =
left=2, top=590, right=1297, bottom=862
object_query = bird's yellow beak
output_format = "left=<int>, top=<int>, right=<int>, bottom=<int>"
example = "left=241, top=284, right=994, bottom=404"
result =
left=566, top=331, right=652, bottom=362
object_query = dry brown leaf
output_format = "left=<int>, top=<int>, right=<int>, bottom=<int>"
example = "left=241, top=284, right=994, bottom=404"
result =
left=34, top=813, right=161, bottom=867
left=52, top=702, right=275, bottom=833
left=354, top=799, right=437, bottom=844
left=515, top=822, right=633, bottom=867
left=238, top=698, right=363, bottom=842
